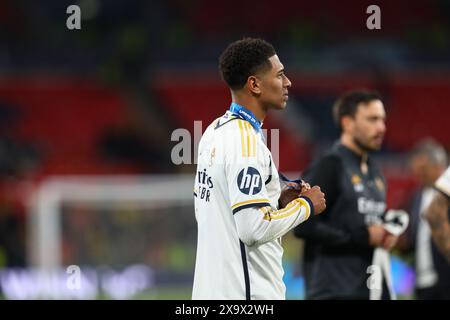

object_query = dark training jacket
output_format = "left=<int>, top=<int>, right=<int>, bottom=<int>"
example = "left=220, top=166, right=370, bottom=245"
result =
left=295, top=142, right=388, bottom=299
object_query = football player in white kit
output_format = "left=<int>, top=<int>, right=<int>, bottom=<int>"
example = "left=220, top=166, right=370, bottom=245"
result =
left=192, top=38, right=326, bottom=300
left=426, top=165, right=450, bottom=263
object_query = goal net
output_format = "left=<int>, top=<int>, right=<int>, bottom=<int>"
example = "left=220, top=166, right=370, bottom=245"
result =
left=14, top=174, right=196, bottom=299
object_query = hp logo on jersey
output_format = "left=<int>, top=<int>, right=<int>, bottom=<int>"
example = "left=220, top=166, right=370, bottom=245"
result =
left=237, top=167, right=262, bottom=195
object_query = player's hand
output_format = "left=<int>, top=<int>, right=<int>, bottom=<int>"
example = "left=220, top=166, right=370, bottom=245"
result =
left=301, top=186, right=326, bottom=215
left=382, top=232, right=399, bottom=251
left=300, top=181, right=311, bottom=193
left=278, top=187, right=300, bottom=209
left=368, top=224, right=386, bottom=247
left=278, top=180, right=310, bottom=208
left=284, top=180, right=310, bottom=191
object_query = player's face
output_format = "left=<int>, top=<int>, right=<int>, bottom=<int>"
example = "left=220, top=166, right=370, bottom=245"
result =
left=258, top=55, right=292, bottom=110
left=351, top=100, right=386, bottom=152
left=410, top=153, right=442, bottom=186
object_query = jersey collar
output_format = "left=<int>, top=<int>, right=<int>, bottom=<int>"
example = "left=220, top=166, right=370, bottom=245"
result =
left=336, top=142, right=373, bottom=167
left=229, top=102, right=262, bottom=133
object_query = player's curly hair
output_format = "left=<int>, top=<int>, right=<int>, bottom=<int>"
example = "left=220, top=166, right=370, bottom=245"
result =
left=219, top=38, right=276, bottom=90
left=333, top=89, right=382, bottom=133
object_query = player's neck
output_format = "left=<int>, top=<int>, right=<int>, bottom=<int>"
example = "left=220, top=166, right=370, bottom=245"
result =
left=341, top=136, right=370, bottom=174
left=245, top=104, right=266, bottom=122
left=340, top=134, right=367, bottom=158
left=231, top=94, right=266, bottom=122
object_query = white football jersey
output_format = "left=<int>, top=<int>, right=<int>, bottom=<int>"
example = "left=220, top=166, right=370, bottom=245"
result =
left=435, top=165, right=450, bottom=197
left=192, top=110, right=312, bottom=300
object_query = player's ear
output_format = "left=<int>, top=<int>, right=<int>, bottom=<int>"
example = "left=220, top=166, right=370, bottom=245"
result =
left=247, top=75, right=262, bottom=95
left=341, top=116, right=354, bottom=133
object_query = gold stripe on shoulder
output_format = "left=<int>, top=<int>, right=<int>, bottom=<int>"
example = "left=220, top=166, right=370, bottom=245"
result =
left=245, top=122, right=257, bottom=157
left=237, top=120, right=246, bottom=157
left=244, top=122, right=251, bottom=157
left=237, top=120, right=259, bottom=158
left=250, top=123, right=257, bottom=157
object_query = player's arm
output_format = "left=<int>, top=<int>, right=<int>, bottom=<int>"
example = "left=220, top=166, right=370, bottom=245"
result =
left=225, top=120, right=324, bottom=246
left=234, top=187, right=325, bottom=246
left=425, top=166, right=450, bottom=263
left=425, top=192, right=450, bottom=262
left=293, top=155, right=372, bottom=248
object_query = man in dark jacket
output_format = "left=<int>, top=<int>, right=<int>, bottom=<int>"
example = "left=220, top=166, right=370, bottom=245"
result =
left=294, top=90, right=399, bottom=300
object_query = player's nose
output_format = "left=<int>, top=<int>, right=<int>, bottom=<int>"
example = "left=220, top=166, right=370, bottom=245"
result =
left=285, top=76, right=292, bottom=88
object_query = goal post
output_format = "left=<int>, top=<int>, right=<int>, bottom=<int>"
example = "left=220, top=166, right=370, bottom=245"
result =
left=26, top=174, right=195, bottom=299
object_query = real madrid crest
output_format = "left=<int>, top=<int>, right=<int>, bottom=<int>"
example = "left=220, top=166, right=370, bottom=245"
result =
left=352, top=174, right=364, bottom=192
left=209, top=147, right=216, bottom=167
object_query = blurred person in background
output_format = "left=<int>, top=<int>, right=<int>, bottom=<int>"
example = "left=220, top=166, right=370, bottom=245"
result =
left=400, top=139, right=450, bottom=299
left=0, top=105, right=40, bottom=268
left=294, top=90, right=402, bottom=300
left=426, top=165, right=450, bottom=266
left=192, top=38, right=326, bottom=300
